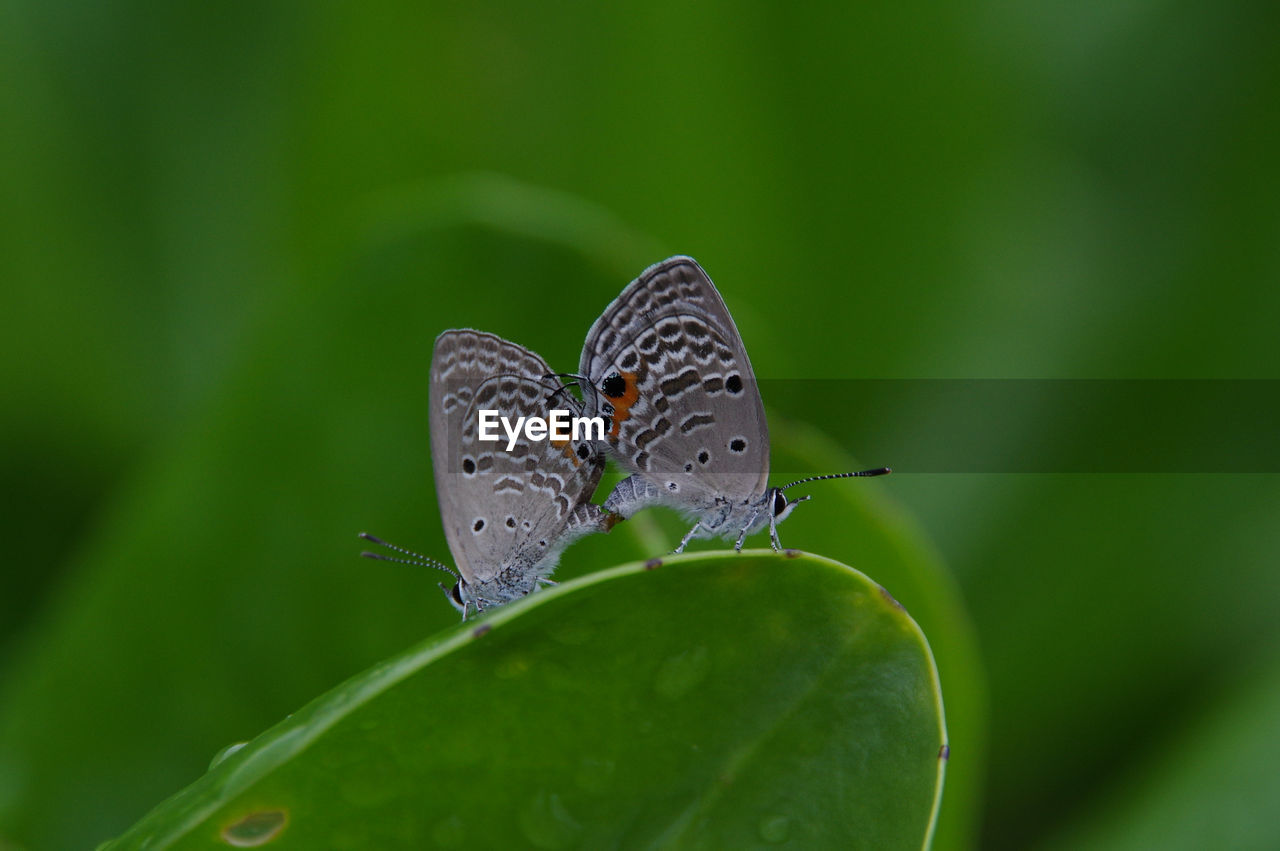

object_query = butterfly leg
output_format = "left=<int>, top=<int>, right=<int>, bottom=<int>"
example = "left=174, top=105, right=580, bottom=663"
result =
left=674, top=521, right=703, bottom=554
left=735, top=508, right=761, bottom=552
left=768, top=516, right=783, bottom=552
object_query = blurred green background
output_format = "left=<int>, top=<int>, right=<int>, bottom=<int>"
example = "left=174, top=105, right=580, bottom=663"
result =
left=3, top=1, right=1279, bottom=849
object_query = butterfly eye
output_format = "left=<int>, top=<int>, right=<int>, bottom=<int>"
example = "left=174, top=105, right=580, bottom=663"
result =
left=772, top=490, right=788, bottom=517
left=450, top=583, right=465, bottom=606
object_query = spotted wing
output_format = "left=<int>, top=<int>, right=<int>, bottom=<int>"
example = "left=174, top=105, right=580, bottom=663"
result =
left=579, top=256, right=769, bottom=503
left=430, top=330, right=606, bottom=586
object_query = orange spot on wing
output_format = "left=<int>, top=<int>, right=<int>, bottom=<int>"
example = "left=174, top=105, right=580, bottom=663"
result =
left=608, top=372, right=640, bottom=439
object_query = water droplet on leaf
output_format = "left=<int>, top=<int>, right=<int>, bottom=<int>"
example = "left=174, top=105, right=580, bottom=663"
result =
left=208, top=742, right=247, bottom=770
left=221, top=809, right=287, bottom=846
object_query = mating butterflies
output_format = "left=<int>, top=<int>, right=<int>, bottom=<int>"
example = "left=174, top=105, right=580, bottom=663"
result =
left=364, top=258, right=886, bottom=617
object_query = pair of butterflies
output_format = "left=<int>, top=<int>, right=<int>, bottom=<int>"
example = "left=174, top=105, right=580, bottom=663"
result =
left=362, top=256, right=888, bottom=618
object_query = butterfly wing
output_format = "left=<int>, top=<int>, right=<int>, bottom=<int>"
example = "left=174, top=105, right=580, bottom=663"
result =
left=430, top=330, right=606, bottom=588
left=580, top=257, right=769, bottom=505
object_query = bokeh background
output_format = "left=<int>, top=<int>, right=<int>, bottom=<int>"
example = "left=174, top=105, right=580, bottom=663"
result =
left=3, top=2, right=1279, bottom=849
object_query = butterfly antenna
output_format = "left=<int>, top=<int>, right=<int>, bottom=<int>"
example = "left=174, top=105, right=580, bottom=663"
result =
left=541, top=372, right=599, bottom=411
left=358, top=532, right=458, bottom=580
left=562, top=372, right=602, bottom=411
left=545, top=381, right=580, bottom=408
left=779, top=467, right=892, bottom=491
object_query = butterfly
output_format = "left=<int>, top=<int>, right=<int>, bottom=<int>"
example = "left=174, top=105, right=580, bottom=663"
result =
left=362, top=329, right=615, bottom=618
left=577, top=256, right=888, bottom=553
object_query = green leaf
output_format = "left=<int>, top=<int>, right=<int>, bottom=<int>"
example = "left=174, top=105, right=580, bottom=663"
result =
left=108, top=551, right=946, bottom=850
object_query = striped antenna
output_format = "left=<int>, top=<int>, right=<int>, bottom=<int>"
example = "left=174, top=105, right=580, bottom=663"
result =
left=779, top=467, right=891, bottom=491
left=358, top=532, right=458, bottom=580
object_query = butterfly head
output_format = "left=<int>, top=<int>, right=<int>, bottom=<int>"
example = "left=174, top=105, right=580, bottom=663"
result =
left=768, top=487, right=810, bottom=525
left=440, top=579, right=475, bottom=619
